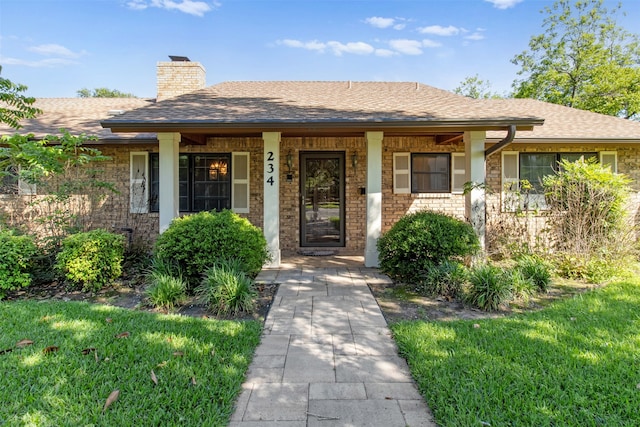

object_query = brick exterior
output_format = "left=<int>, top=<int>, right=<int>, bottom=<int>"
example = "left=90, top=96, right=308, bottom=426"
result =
left=382, top=136, right=466, bottom=233
left=3, top=138, right=640, bottom=256
left=156, top=61, right=206, bottom=101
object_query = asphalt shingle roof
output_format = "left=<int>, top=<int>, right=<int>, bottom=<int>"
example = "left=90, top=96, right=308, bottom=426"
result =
left=0, top=98, right=155, bottom=140
left=485, top=98, right=640, bottom=141
left=101, top=81, right=543, bottom=128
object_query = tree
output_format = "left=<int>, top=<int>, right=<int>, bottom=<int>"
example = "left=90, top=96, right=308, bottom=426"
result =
left=0, top=66, right=41, bottom=129
left=453, top=74, right=502, bottom=99
left=512, top=0, right=640, bottom=120
left=77, top=87, right=136, bottom=98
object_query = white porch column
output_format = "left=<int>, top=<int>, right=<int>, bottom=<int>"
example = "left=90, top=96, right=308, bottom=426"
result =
left=262, top=132, right=281, bottom=268
left=365, top=131, right=383, bottom=267
left=464, top=131, right=486, bottom=251
left=158, top=132, right=181, bottom=233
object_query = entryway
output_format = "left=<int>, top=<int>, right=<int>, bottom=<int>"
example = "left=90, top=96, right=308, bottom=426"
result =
left=300, top=152, right=345, bottom=247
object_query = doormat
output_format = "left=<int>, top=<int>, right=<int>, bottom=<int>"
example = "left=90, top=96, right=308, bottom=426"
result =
left=297, top=249, right=337, bottom=257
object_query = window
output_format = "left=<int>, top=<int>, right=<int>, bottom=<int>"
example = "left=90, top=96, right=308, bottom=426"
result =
left=393, top=152, right=465, bottom=194
left=502, top=151, right=612, bottom=211
left=0, top=166, right=36, bottom=196
left=520, top=152, right=597, bottom=191
left=148, top=152, right=249, bottom=213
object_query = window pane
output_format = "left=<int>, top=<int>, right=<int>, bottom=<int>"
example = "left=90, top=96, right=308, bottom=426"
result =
left=411, top=153, right=450, bottom=193
left=520, top=153, right=556, bottom=192
left=560, top=152, right=597, bottom=163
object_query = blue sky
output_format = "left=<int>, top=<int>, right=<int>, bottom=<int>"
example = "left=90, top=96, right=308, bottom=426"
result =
left=1, top=0, right=638, bottom=99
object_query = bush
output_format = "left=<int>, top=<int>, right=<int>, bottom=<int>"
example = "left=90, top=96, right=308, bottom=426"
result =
left=56, top=229, right=125, bottom=292
left=515, top=255, right=552, bottom=291
left=465, top=264, right=512, bottom=311
left=0, top=229, right=38, bottom=299
left=154, top=210, right=269, bottom=286
left=543, top=159, right=633, bottom=281
left=506, top=268, right=536, bottom=300
left=196, top=259, right=256, bottom=316
left=415, top=261, right=468, bottom=299
left=377, top=211, right=480, bottom=283
left=146, top=274, right=187, bottom=310
left=144, top=257, right=187, bottom=310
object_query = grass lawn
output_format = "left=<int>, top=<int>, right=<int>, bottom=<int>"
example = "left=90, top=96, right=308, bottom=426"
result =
left=0, top=300, right=262, bottom=426
left=391, top=278, right=640, bottom=427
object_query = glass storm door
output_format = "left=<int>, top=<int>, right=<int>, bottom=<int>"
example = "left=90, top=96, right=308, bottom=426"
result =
left=300, top=152, right=345, bottom=247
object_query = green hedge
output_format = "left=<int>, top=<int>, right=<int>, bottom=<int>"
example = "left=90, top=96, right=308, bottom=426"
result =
left=0, top=229, right=37, bottom=299
left=154, top=210, right=269, bottom=286
left=56, top=229, right=125, bottom=292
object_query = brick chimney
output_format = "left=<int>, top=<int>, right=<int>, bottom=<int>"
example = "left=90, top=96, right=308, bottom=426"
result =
left=156, top=56, right=206, bottom=101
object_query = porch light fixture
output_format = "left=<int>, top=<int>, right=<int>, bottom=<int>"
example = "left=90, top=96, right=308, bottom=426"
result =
left=352, top=152, right=358, bottom=170
left=286, top=151, right=293, bottom=172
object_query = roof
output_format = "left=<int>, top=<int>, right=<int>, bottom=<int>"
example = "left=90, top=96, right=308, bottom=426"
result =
left=485, top=98, right=640, bottom=143
left=101, top=81, right=544, bottom=134
left=0, top=98, right=156, bottom=141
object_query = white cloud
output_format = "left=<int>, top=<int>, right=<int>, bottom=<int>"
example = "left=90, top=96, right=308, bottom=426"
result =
left=422, top=39, right=442, bottom=48
left=327, top=41, right=375, bottom=56
left=278, top=39, right=326, bottom=52
left=365, top=16, right=395, bottom=29
left=393, top=23, right=406, bottom=31
left=126, top=0, right=218, bottom=17
left=0, top=56, right=78, bottom=68
left=28, top=44, right=85, bottom=58
left=465, top=32, right=486, bottom=41
left=375, top=49, right=396, bottom=57
left=278, top=39, right=374, bottom=56
left=388, top=39, right=423, bottom=56
left=418, top=25, right=460, bottom=36
left=484, top=0, right=523, bottom=9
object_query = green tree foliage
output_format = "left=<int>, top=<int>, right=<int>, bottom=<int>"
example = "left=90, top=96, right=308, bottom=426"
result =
left=453, top=74, right=502, bottom=99
left=0, top=66, right=41, bottom=129
left=0, top=131, right=116, bottom=238
left=512, top=0, right=640, bottom=120
left=76, top=87, right=136, bottom=98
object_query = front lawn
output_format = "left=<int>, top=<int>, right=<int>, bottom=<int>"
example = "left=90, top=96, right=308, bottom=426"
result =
left=0, top=301, right=262, bottom=426
left=391, top=278, right=640, bottom=426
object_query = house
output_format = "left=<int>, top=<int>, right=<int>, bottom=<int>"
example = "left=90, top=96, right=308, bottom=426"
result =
left=2, top=57, right=640, bottom=268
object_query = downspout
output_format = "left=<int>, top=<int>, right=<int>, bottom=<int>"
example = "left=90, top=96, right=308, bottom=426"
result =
left=485, top=124, right=516, bottom=158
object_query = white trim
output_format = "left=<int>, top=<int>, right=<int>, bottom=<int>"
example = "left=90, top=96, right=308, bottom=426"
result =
left=501, top=151, right=519, bottom=212
left=393, top=152, right=410, bottom=194
left=451, top=152, right=466, bottom=194
left=262, top=132, right=281, bottom=267
left=231, top=152, right=250, bottom=213
left=600, top=151, right=617, bottom=173
left=365, top=131, right=384, bottom=267
left=129, top=151, right=149, bottom=214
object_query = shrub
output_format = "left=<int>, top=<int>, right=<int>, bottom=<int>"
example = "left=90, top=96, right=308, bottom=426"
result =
left=377, top=211, right=480, bottom=283
left=196, top=259, right=256, bottom=316
left=543, top=159, right=634, bottom=281
left=515, top=255, right=552, bottom=291
left=154, top=210, right=269, bottom=286
left=506, top=268, right=536, bottom=300
left=144, top=257, right=187, bottom=310
left=146, top=274, right=187, bottom=310
left=415, top=261, right=468, bottom=299
left=56, top=229, right=125, bottom=292
left=465, top=264, right=512, bottom=311
left=0, top=229, right=38, bottom=299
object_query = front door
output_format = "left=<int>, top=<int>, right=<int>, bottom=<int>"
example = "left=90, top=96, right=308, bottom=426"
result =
left=300, top=152, right=345, bottom=247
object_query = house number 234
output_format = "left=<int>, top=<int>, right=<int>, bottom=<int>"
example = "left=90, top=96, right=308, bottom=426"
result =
left=265, top=151, right=275, bottom=186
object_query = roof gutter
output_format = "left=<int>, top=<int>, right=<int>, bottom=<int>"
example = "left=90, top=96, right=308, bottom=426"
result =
left=485, top=124, right=516, bottom=158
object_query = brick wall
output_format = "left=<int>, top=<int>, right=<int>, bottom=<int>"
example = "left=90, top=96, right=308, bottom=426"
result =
left=156, top=61, right=206, bottom=101
left=381, top=135, right=466, bottom=233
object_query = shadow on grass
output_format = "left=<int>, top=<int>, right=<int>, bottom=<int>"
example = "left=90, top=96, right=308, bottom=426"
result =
left=392, top=279, right=640, bottom=427
left=0, top=300, right=261, bottom=426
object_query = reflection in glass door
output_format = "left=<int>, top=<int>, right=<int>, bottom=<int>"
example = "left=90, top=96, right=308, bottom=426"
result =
left=300, top=152, right=345, bottom=247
